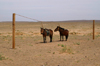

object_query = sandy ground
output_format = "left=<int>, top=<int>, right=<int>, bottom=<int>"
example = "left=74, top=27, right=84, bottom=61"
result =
left=0, top=22, right=100, bottom=66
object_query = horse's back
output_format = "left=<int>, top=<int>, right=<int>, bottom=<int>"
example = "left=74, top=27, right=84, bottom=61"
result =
left=49, top=29, right=53, bottom=32
left=45, top=29, right=53, bottom=36
left=60, top=29, right=69, bottom=36
left=49, top=29, right=53, bottom=35
left=65, top=29, right=69, bottom=32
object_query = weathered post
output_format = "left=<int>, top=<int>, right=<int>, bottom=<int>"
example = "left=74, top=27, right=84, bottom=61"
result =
left=12, top=13, right=15, bottom=49
left=93, top=20, right=95, bottom=40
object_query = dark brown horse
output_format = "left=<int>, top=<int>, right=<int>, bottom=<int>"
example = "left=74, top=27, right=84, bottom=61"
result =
left=54, top=26, right=69, bottom=41
left=40, top=28, right=53, bottom=43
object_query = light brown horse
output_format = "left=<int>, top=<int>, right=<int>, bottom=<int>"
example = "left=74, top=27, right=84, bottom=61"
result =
left=40, top=28, right=53, bottom=43
left=54, top=26, right=69, bottom=41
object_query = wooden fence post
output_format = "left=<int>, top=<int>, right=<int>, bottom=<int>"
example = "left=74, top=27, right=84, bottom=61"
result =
left=12, top=13, right=15, bottom=49
left=93, top=20, right=95, bottom=40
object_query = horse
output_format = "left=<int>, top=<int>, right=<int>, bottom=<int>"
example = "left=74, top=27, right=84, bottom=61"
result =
left=54, top=26, right=69, bottom=41
left=40, top=28, right=53, bottom=43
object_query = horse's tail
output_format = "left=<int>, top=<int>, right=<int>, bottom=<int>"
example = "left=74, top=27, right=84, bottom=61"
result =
left=66, top=35, right=68, bottom=40
left=66, top=30, right=69, bottom=40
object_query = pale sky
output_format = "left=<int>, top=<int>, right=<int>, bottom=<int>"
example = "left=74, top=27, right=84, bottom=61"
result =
left=0, top=0, right=100, bottom=21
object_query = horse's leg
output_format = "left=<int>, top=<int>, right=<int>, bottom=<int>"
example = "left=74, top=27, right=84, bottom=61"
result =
left=60, top=35, right=61, bottom=41
left=50, top=35, right=52, bottom=42
left=43, top=37, right=45, bottom=43
left=62, top=36, right=64, bottom=41
left=65, top=35, right=68, bottom=41
left=43, top=36, right=46, bottom=43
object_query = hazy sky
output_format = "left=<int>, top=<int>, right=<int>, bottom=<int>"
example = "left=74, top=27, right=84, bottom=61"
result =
left=0, top=0, right=100, bottom=21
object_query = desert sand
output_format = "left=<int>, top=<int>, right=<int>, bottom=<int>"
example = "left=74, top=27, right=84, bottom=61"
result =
left=0, top=21, right=100, bottom=66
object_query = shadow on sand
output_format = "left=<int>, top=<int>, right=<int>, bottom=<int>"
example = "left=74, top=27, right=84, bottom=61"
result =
left=36, top=40, right=66, bottom=44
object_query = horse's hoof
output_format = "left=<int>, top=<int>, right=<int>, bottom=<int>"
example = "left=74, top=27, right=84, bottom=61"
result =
left=44, top=41, right=47, bottom=43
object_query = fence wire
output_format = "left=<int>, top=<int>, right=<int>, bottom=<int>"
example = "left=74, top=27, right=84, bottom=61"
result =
left=15, top=14, right=44, bottom=28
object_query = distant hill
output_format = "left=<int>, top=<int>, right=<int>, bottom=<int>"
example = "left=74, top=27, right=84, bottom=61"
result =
left=55, top=20, right=100, bottom=22
left=0, top=20, right=100, bottom=22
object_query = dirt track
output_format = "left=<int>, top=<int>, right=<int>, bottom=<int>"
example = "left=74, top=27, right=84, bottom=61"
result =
left=0, top=22, right=100, bottom=66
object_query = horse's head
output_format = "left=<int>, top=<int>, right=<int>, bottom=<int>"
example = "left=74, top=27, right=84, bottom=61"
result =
left=54, top=26, right=60, bottom=32
left=40, top=28, right=44, bottom=34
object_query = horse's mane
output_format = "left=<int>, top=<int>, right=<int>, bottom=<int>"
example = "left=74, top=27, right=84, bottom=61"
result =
left=58, top=26, right=65, bottom=30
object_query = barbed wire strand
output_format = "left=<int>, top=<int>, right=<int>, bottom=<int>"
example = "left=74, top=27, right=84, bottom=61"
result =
left=15, top=14, right=44, bottom=28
